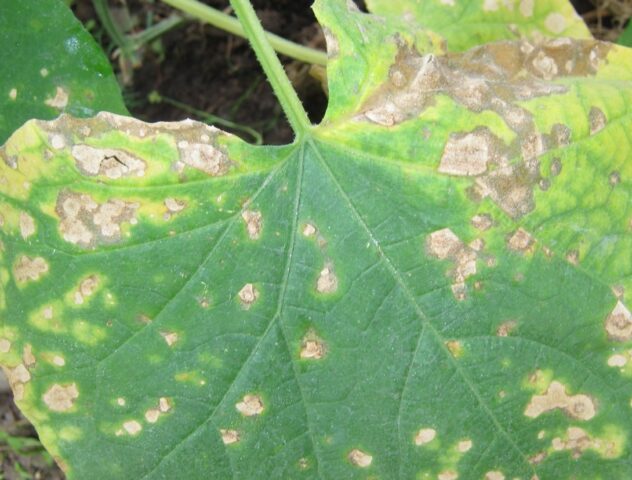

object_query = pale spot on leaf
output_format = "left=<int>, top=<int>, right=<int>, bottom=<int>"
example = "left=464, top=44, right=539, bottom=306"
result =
left=50, top=134, right=65, bottom=150
left=117, top=397, right=126, bottom=406
left=496, top=321, right=517, bottom=337
left=235, top=394, right=264, bottom=416
left=445, top=340, right=463, bottom=358
left=178, top=141, right=230, bottom=176
left=438, top=472, right=458, bottom=480
left=14, top=256, right=49, bottom=283
left=471, top=214, right=493, bottom=231
left=123, top=420, right=142, bottom=435
left=605, top=301, right=632, bottom=341
left=9, top=88, right=17, bottom=100
left=544, top=13, right=566, bottom=33
left=483, top=0, right=499, bottom=11
left=71, top=145, right=146, bottom=179
left=160, top=331, right=179, bottom=347
left=43, top=383, right=79, bottom=412
left=524, top=380, right=596, bottom=420
left=507, top=228, right=534, bottom=253
left=519, top=0, right=534, bottom=17
left=74, top=275, right=99, bottom=305
left=19, top=212, right=35, bottom=239
left=43, top=306, right=53, bottom=320
left=238, top=283, right=258, bottom=306
left=316, top=264, right=338, bottom=294
left=427, top=228, right=462, bottom=260
left=52, top=355, right=65, bottom=367
left=22, top=344, right=35, bottom=367
left=439, top=128, right=501, bottom=176
left=164, top=198, right=186, bottom=219
left=302, top=223, right=316, bottom=237
left=40, top=68, right=49, bottom=77
left=145, top=408, right=160, bottom=423
left=551, top=426, right=620, bottom=459
left=414, top=427, right=436, bottom=445
left=156, top=397, right=170, bottom=413
left=607, top=354, right=627, bottom=367
left=0, top=338, right=11, bottom=353
left=45, top=86, right=69, bottom=109
left=220, top=429, right=240, bottom=445
left=458, top=438, right=473, bottom=453
left=529, top=451, right=547, bottom=465
left=348, top=448, right=372, bottom=468
left=241, top=210, right=262, bottom=239
left=300, top=331, right=326, bottom=360
left=485, top=471, right=505, bottom=480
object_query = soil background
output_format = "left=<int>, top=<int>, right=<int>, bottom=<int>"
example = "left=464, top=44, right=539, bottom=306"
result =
left=1, top=0, right=631, bottom=478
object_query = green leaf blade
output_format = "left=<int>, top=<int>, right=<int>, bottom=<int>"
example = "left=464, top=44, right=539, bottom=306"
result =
left=1, top=1, right=632, bottom=479
left=0, top=0, right=127, bottom=145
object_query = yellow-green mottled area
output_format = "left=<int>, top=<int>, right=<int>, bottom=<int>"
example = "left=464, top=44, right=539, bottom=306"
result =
left=0, top=0, right=631, bottom=479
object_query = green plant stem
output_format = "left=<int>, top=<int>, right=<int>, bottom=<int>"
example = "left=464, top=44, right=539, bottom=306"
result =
left=229, top=0, right=311, bottom=138
left=161, top=0, right=327, bottom=66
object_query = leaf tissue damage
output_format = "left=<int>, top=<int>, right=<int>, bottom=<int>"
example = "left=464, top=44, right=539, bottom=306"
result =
left=1, top=0, right=632, bottom=478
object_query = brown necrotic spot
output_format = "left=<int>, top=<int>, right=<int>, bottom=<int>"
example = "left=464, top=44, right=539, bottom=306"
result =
left=439, top=127, right=505, bottom=176
left=524, top=380, right=596, bottom=421
left=71, top=145, right=146, bottom=179
left=177, top=140, right=230, bottom=176
left=19, top=212, right=35, bottom=239
left=14, top=256, right=49, bottom=283
left=348, top=449, right=372, bottom=468
left=220, top=429, right=240, bottom=445
left=241, top=210, right=262, bottom=240
left=322, top=27, right=339, bottom=58
left=55, top=190, right=139, bottom=248
left=235, top=394, right=264, bottom=416
left=238, top=283, right=258, bottom=307
left=316, top=263, right=338, bottom=294
left=0, top=338, right=11, bottom=353
left=605, top=301, right=632, bottom=341
left=589, top=106, right=607, bottom=135
left=43, top=383, right=79, bottom=412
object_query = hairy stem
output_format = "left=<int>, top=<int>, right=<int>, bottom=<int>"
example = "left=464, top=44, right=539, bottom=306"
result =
left=229, top=0, right=311, bottom=138
left=161, top=0, right=327, bottom=66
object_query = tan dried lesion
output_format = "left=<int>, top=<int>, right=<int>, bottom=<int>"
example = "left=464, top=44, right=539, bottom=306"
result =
left=55, top=190, right=139, bottom=248
left=241, top=210, right=262, bottom=240
left=299, top=330, right=326, bottom=360
left=176, top=140, right=231, bottom=176
left=524, top=380, right=596, bottom=421
left=43, top=383, right=79, bottom=412
left=73, top=275, right=100, bottom=305
left=348, top=448, right=372, bottom=468
left=316, top=262, right=338, bottom=294
left=14, top=255, right=49, bottom=283
left=426, top=228, right=479, bottom=301
left=71, top=145, right=146, bottom=179
left=235, top=394, right=264, bottom=416
left=551, top=426, right=622, bottom=459
left=604, top=301, right=632, bottom=341
left=507, top=228, right=535, bottom=253
left=238, top=283, right=258, bottom=307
